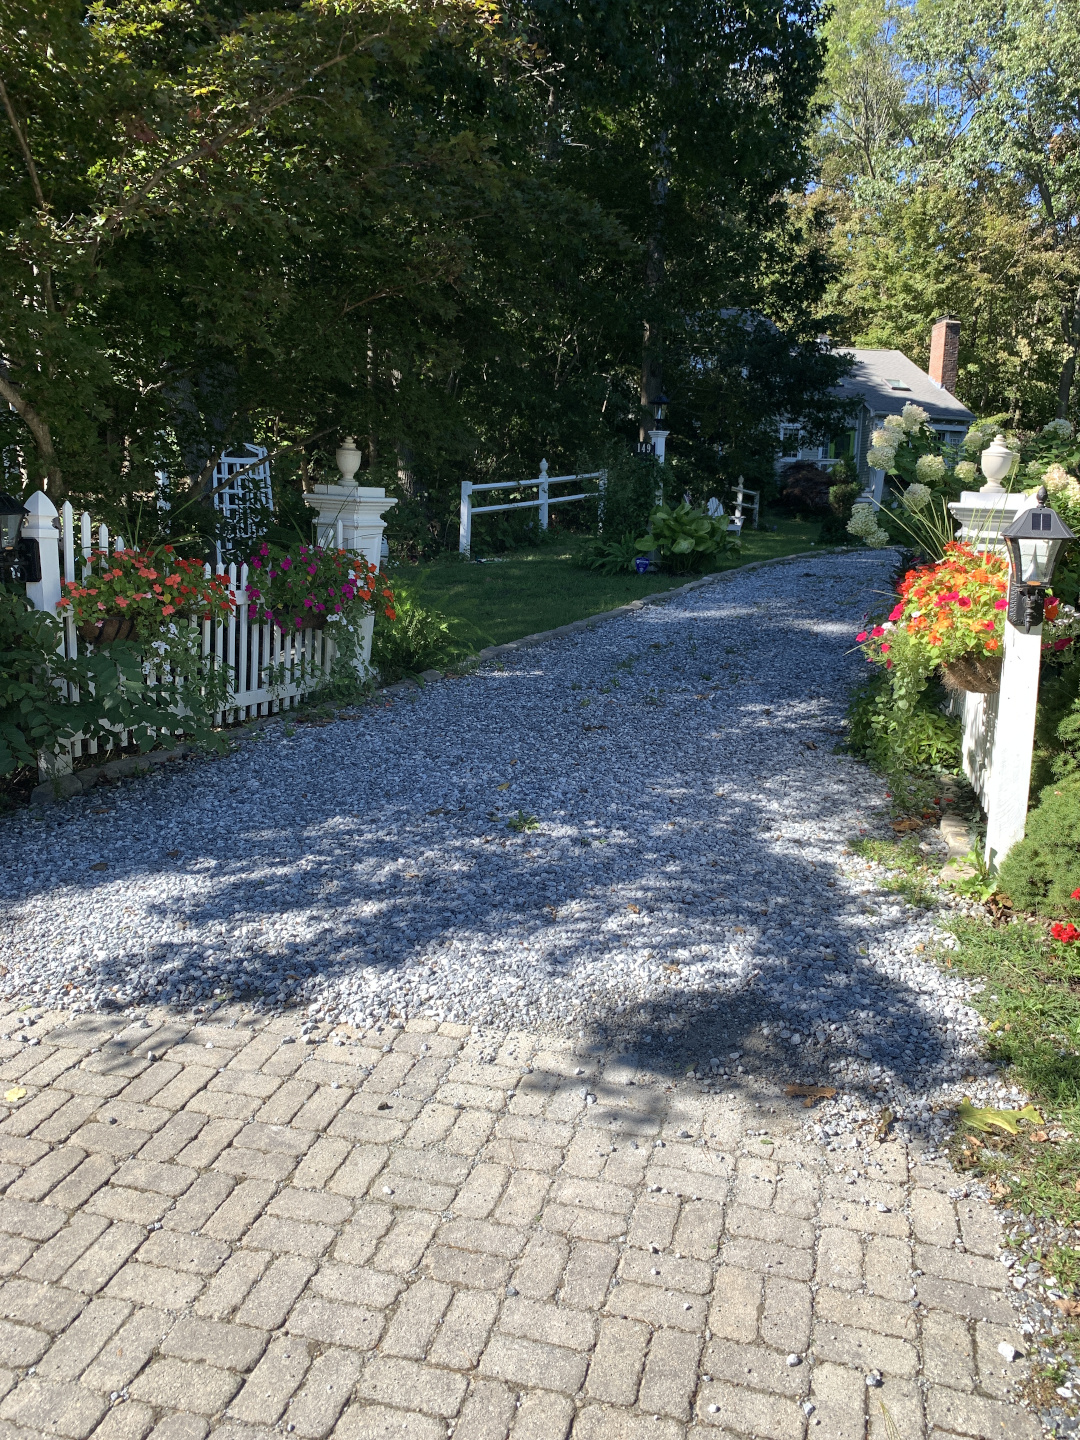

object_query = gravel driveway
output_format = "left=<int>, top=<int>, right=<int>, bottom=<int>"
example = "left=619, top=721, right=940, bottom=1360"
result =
left=2, top=550, right=991, bottom=1139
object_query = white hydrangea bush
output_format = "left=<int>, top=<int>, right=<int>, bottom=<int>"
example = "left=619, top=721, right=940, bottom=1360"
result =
left=847, top=503, right=891, bottom=548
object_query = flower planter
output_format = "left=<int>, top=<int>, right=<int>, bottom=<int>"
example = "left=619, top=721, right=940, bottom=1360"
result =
left=939, top=653, right=1003, bottom=694
left=278, top=613, right=329, bottom=632
left=77, top=615, right=137, bottom=645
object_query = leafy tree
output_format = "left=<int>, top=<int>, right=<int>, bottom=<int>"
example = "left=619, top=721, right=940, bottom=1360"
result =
left=0, top=0, right=842, bottom=550
left=810, top=0, right=1080, bottom=428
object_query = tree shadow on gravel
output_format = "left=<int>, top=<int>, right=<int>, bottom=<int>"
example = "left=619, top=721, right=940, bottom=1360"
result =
left=8, top=551, right=966, bottom=1120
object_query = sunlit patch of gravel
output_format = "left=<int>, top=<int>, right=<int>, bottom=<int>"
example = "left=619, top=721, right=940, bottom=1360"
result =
left=1, top=548, right=993, bottom=1127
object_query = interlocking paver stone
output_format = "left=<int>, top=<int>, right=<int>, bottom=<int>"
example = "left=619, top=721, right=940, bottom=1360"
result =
left=0, top=1005, right=1042, bottom=1440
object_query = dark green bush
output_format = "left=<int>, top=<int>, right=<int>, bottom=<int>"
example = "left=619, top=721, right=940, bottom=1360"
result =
left=370, top=582, right=465, bottom=683
left=819, top=477, right=860, bottom=544
left=998, top=777, right=1080, bottom=915
left=597, top=450, right=662, bottom=543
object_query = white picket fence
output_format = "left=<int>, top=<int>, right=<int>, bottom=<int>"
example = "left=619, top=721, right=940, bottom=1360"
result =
left=32, top=495, right=338, bottom=763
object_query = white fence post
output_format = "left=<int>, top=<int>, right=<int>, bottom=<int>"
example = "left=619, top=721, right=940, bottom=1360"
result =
left=538, top=460, right=549, bottom=531
left=22, top=492, right=74, bottom=778
left=23, top=491, right=61, bottom=616
left=982, top=621, right=1042, bottom=872
left=459, top=482, right=473, bottom=555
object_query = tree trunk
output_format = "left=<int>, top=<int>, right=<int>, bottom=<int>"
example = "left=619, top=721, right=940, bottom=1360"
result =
left=1056, top=281, right=1080, bottom=419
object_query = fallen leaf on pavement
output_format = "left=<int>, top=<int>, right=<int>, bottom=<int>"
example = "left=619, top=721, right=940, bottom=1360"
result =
left=875, top=1107, right=895, bottom=1139
left=784, top=1084, right=836, bottom=1108
left=891, top=818, right=921, bottom=833
left=627, top=904, right=640, bottom=913
left=957, top=1098, right=1044, bottom=1135
left=1055, top=1298, right=1080, bottom=1317
left=3, top=1088, right=26, bottom=1103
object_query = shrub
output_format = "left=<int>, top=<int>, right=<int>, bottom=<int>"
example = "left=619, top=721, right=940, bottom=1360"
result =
left=370, top=582, right=464, bottom=683
left=846, top=669, right=960, bottom=810
left=0, top=590, right=223, bottom=780
left=998, top=778, right=1080, bottom=915
left=578, top=534, right=642, bottom=575
left=597, top=450, right=662, bottom=541
left=819, top=479, right=860, bottom=543
left=636, top=503, right=738, bottom=573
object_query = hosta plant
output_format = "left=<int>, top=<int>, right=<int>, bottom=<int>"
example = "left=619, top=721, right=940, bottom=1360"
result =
left=636, top=504, right=737, bottom=573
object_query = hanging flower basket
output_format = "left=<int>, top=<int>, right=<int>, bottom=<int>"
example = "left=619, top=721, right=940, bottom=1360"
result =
left=939, top=653, right=1003, bottom=694
left=58, top=547, right=234, bottom=646
left=274, top=612, right=329, bottom=633
left=245, top=542, right=394, bottom=632
left=76, top=615, right=138, bottom=646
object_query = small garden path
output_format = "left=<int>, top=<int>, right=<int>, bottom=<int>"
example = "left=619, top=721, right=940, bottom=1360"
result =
left=0, top=550, right=1046, bottom=1437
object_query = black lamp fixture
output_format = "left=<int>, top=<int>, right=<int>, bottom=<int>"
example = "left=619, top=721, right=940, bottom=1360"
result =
left=650, top=393, right=670, bottom=427
left=1001, top=486, right=1076, bottom=631
left=0, top=493, right=40, bottom=585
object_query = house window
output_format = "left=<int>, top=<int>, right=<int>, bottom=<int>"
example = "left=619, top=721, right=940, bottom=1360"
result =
left=779, top=424, right=801, bottom=459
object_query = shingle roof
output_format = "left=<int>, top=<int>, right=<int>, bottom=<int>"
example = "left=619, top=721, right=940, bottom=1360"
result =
left=834, top=348, right=975, bottom=425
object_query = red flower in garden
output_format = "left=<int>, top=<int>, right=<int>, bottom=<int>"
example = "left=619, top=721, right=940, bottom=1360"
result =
left=1071, top=888, right=1080, bottom=900
left=1051, top=922, right=1080, bottom=945
left=1046, top=597, right=1060, bottom=621
left=856, top=631, right=868, bottom=643
left=871, top=625, right=885, bottom=638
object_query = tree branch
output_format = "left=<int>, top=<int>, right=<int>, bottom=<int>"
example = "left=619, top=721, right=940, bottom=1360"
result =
left=0, top=75, right=55, bottom=313
left=0, top=76, right=46, bottom=210
left=0, top=366, right=61, bottom=494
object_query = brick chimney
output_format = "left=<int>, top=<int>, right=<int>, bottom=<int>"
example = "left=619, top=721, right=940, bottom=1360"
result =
left=929, top=316, right=960, bottom=394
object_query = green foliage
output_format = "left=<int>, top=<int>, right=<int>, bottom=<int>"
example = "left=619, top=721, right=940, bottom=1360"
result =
left=597, top=452, right=663, bottom=546
left=1, top=0, right=841, bottom=557
left=943, top=910, right=1080, bottom=1225
left=369, top=584, right=464, bottom=685
left=0, top=590, right=225, bottom=779
left=578, top=534, right=644, bottom=576
left=997, top=779, right=1080, bottom=916
left=636, top=504, right=738, bottom=573
left=846, top=669, right=960, bottom=809
left=818, top=475, right=860, bottom=543
left=813, top=0, right=1080, bottom=427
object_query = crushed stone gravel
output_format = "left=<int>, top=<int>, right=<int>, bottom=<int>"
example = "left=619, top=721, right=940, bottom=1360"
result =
left=2, top=550, right=996, bottom=1140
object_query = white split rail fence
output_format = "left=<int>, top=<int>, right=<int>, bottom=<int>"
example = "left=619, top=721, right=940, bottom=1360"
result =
left=459, top=461, right=606, bottom=555
left=23, top=491, right=340, bottom=770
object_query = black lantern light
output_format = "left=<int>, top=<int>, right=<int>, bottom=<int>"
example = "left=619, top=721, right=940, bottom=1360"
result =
left=1001, top=486, right=1076, bottom=631
left=0, top=493, right=41, bottom=585
left=0, top=493, right=41, bottom=584
left=650, top=393, right=670, bottom=427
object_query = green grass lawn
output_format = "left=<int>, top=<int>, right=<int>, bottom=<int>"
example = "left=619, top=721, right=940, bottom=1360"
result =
left=394, top=514, right=825, bottom=652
